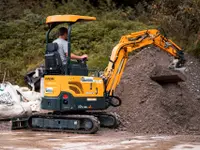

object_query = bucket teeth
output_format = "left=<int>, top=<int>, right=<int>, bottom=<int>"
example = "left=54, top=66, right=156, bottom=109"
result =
left=173, top=67, right=186, bottom=74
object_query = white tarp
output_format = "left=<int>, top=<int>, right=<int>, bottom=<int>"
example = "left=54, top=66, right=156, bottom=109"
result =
left=0, top=82, right=41, bottom=120
left=14, top=85, right=41, bottom=112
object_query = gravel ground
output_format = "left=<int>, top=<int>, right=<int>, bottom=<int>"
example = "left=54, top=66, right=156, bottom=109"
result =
left=1, top=130, right=200, bottom=150
left=110, top=46, right=200, bottom=135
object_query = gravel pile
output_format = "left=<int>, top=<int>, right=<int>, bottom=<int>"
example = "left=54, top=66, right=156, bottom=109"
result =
left=110, top=47, right=200, bottom=134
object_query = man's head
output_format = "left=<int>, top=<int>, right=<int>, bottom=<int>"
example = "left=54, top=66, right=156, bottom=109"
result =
left=59, top=27, right=68, bottom=40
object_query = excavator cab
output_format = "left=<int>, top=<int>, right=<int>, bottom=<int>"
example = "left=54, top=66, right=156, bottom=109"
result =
left=41, top=15, right=110, bottom=112
left=44, top=15, right=96, bottom=76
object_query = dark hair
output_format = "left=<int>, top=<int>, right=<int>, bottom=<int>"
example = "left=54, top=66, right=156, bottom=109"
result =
left=59, top=27, right=68, bottom=36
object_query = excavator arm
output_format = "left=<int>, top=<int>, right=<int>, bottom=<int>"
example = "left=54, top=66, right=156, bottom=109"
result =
left=103, top=29, right=185, bottom=96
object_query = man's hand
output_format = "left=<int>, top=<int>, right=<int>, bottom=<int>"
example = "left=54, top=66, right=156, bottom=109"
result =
left=70, top=53, right=88, bottom=60
left=81, top=54, right=88, bottom=60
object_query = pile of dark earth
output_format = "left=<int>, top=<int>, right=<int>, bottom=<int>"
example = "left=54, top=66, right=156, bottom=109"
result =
left=109, top=46, right=200, bottom=135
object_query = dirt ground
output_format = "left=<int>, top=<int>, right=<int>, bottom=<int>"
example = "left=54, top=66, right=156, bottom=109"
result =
left=1, top=129, right=200, bottom=150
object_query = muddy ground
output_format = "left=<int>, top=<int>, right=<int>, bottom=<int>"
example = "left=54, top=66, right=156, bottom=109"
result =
left=1, top=129, right=200, bottom=150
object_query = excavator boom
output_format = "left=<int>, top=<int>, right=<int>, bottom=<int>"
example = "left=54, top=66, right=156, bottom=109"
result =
left=103, top=29, right=185, bottom=95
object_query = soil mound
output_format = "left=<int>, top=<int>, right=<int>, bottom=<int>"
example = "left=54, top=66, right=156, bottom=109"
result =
left=111, top=47, right=200, bottom=134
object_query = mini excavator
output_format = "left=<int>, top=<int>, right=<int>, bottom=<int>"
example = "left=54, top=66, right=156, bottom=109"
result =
left=12, top=15, right=186, bottom=133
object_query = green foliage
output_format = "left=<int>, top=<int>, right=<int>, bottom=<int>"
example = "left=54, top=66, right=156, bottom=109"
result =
left=2, top=0, right=200, bottom=85
left=0, top=0, right=153, bottom=85
left=148, top=0, right=200, bottom=56
left=71, top=19, right=152, bottom=70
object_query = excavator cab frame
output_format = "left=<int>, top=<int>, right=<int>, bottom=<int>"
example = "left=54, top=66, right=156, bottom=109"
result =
left=45, top=15, right=96, bottom=74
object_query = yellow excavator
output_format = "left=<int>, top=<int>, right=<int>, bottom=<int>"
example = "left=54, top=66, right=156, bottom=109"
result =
left=12, top=15, right=185, bottom=133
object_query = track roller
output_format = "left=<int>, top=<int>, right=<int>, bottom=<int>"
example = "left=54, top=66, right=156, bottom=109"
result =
left=91, top=112, right=120, bottom=128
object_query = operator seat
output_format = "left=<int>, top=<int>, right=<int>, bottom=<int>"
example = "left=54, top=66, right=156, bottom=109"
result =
left=45, top=43, right=88, bottom=76
left=45, top=43, right=64, bottom=75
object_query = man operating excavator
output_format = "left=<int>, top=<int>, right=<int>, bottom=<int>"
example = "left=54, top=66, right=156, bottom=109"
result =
left=53, top=27, right=88, bottom=65
left=13, top=15, right=186, bottom=134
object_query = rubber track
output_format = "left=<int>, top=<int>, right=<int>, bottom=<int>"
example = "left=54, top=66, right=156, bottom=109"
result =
left=76, top=112, right=120, bottom=128
left=28, top=114, right=100, bottom=134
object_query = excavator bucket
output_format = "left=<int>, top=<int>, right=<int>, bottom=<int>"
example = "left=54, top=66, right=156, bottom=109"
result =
left=150, top=65, right=186, bottom=84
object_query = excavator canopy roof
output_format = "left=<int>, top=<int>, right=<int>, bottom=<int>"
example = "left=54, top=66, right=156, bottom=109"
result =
left=46, top=15, right=96, bottom=24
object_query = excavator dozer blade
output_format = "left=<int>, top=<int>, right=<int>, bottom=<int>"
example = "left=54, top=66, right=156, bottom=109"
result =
left=150, top=65, right=186, bottom=84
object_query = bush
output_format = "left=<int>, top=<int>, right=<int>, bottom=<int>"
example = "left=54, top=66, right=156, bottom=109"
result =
left=148, top=0, right=200, bottom=56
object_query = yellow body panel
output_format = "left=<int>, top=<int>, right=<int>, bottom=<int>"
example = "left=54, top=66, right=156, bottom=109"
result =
left=46, top=15, right=96, bottom=24
left=44, top=75, right=104, bottom=97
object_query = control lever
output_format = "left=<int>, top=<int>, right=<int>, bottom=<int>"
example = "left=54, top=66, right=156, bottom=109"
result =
left=77, top=57, right=88, bottom=64
left=82, top=57, right=88, bottom=62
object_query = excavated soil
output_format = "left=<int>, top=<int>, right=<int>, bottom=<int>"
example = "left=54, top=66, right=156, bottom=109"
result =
left=110, top=46, right=200, bottom=135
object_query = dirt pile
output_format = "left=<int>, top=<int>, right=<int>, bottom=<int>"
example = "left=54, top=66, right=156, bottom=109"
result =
left=111, top=46, right=200, bottom=135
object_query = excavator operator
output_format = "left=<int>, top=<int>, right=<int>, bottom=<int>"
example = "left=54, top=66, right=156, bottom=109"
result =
left=53, top=27, right=88, bottom=65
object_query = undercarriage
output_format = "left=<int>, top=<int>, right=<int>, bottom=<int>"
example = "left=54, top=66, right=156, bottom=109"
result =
left=12, top=112, right=120, bottom=134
